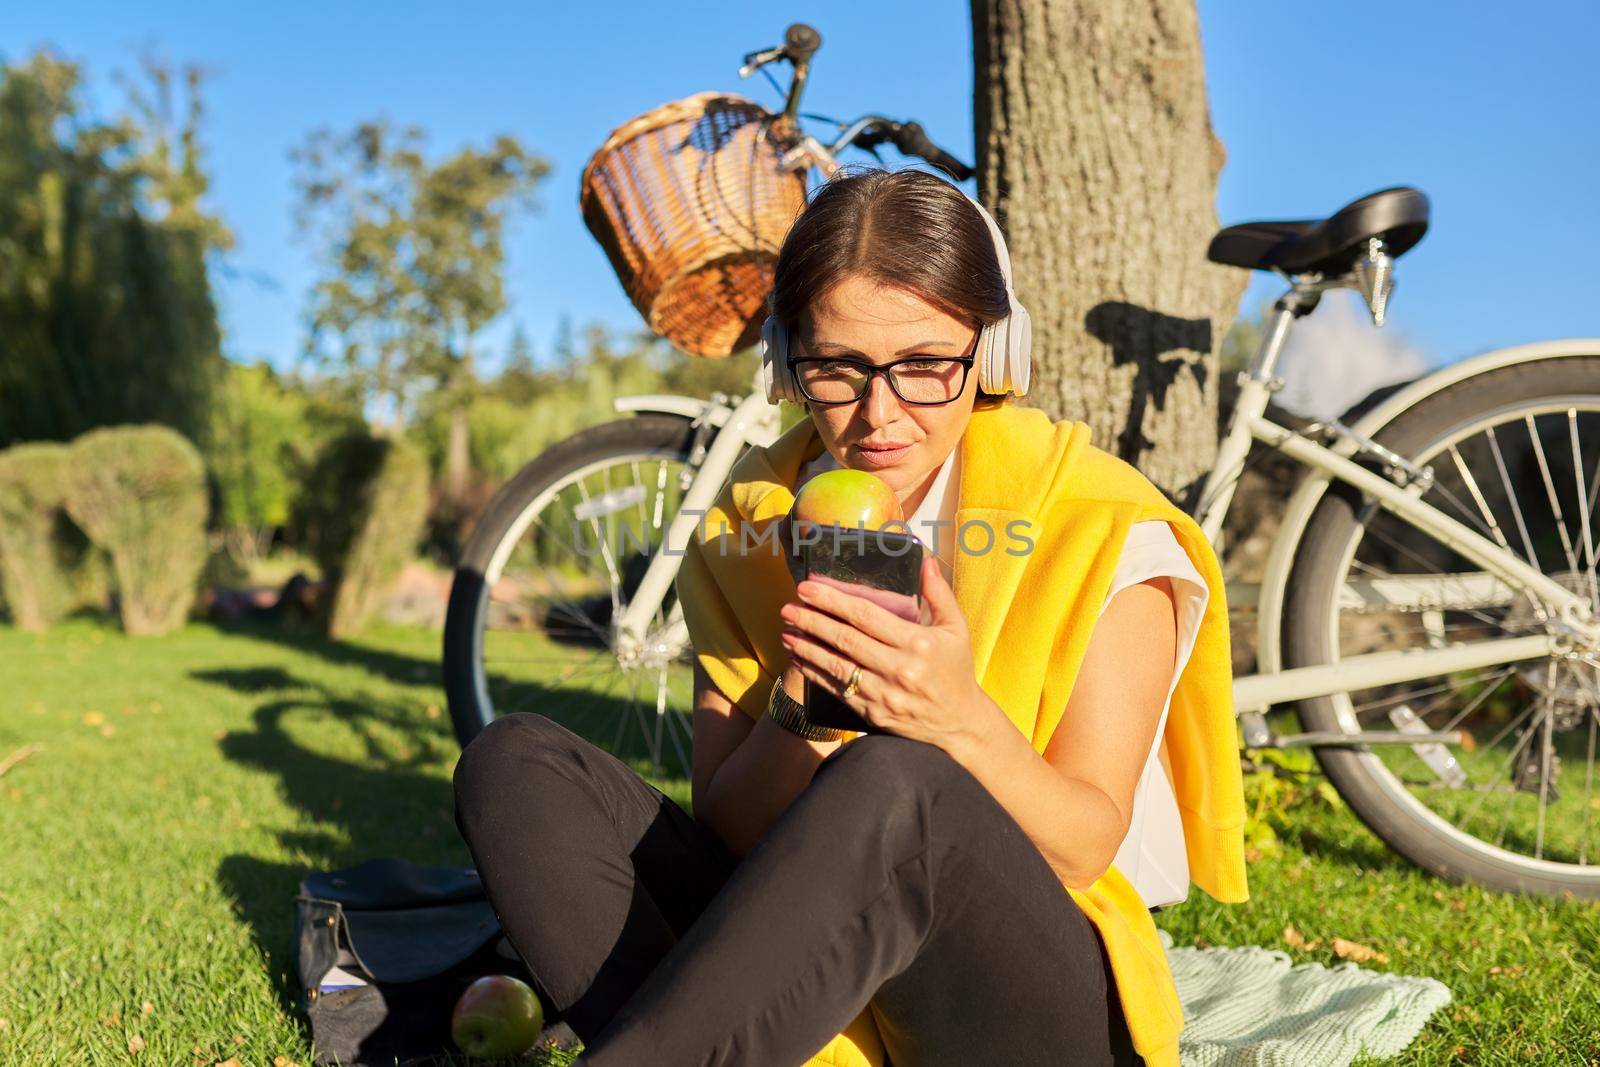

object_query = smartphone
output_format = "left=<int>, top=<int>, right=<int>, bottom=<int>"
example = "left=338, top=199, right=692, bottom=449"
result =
left=795, top=525, right=927, bottom=734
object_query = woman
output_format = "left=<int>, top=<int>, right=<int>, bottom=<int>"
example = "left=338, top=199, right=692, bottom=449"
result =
left=453, top=168, right=1249, bottom=1067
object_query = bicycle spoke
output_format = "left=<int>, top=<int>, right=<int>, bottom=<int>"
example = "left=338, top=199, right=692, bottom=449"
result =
left=1468, top=700, right=1545, bottom=844
left=1350, top=665, right=1511, bottom=717
left=1486, top=426, right=1542, bottom=570
left=1435, top=667, right=1518, bottom=737
left=1580, top=706, right=1598, bottom=865
left=1571, top=410, right=1599, bottom=605
left=1526, top=412, right=1582, bottom=576
left=574, top=476, right=626, bottom=617
left=656, top=661, right=692, bottom=781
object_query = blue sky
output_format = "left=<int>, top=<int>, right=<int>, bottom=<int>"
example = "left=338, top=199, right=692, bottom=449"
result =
left=7, top=1, right=1597, bottom=379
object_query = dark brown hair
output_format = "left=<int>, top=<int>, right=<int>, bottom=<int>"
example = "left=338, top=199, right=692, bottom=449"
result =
left=770, top=166, right=1013, bottom=410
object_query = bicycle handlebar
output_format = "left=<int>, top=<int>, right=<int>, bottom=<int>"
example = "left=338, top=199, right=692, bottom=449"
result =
left=741, top=26, right=973, bottom=182
left=843, top=117, right=973, bottom=182
left=891, top=121, right=973, bottom=182
left=784, top=23, right=821, bottom=62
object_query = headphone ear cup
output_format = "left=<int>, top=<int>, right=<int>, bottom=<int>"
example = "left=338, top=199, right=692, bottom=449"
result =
left=1010, top=302, right=1032, bottom=396
left=761, top=316, right=805, bottom=406
left=977, top=321, right=999, bottom=394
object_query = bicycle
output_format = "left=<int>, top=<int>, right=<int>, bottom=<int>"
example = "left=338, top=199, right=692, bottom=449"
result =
left=442, top=24, right=1600, bottom=899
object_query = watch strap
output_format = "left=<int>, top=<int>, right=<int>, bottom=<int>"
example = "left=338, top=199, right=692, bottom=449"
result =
left=767, top=677, right=847, bottom=742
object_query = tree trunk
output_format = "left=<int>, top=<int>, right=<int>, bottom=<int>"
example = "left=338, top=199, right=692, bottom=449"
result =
left=970, top=0, right=1246, bottom=504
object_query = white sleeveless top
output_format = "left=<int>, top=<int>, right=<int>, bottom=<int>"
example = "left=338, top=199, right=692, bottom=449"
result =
left=799, top=444, right=1204, bottom=909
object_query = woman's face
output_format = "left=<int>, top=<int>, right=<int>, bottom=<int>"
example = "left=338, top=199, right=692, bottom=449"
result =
left=795, top=273, right=980, bottom=509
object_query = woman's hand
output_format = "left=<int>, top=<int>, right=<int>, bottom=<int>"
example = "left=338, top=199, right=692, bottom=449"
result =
left=778, top=554, right=990, bottom=754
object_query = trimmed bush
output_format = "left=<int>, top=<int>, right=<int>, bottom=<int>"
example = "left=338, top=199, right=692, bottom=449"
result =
left=302, top=433, right=429, bottom=639
left=62, top=425, right=209, bottom=636
left=0, top=443, right=73, bottom=630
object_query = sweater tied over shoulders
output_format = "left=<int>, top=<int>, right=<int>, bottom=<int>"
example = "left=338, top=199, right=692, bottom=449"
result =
left=673, top=403, right=1249, bottom=1067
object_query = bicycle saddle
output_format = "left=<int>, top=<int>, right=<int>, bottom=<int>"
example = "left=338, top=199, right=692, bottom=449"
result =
left=1207, top=186, right=1429, bottom=276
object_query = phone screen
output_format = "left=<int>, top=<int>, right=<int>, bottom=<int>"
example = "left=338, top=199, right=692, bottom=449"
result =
left=796, top=526, right=926, bottom=734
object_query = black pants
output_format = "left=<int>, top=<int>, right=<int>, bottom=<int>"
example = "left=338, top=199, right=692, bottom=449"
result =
left=452, top=712, right=1143, bottom=1067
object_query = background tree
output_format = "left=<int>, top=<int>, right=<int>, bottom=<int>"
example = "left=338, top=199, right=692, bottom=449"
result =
left=970, top=0, right=1247, bottom=502
left=0, top=50, right=229, bottom=448
left=206, top=361, right=367, bottom=573
left=292, top=121, right=549, bottom=506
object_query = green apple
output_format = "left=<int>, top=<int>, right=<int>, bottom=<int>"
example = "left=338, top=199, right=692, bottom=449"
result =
left=451, top=974, right=544, bottom=1060
left=792, top=468, right=903, bottom=532
left=786, top=468, right=907, bottom=585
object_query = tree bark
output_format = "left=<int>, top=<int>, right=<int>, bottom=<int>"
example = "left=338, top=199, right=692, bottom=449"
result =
left=971, top=0, right=1246, bottom=504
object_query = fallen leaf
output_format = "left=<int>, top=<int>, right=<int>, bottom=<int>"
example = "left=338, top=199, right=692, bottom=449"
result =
left=83, top=711, right=105, bottom=727
left=141, top=1000, right=154, bottom=1017
left=1331, top=936, right=1390, bottom=964
left=218, top=1059, right=243, bottom=1067
left=275, top=1057, right=290, bottom=1067
left=100, top=723, right=116, bottom=738
left=1282, top=924, right=1323, bottom=951
left=128, top=1035, right=145, bottom=1053
left=233, top=1034, right=245, bottom=1044
left=425, top=705, right=441, bottom=719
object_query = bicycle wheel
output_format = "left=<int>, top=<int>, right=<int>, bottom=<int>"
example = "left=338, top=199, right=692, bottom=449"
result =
left=1283, top=354, right=1600, bottom=897
left=443, top=413, right=703, bottom=780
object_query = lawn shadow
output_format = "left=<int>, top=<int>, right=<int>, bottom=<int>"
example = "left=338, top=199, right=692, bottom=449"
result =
left=199, top=666, right=468, bottom=1016
left=198, top=653, right=686, bottom=1062
left=207, top=618, right=442, bottom=693
left=1281, top=811, right=1416, bottom=875
left=196, top=659, right=666, bottom=1021
left=200, top=619, right=686, bottom=775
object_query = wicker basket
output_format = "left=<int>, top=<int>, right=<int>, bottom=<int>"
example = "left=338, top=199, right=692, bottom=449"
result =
left=580, top=92, right=808, bottom=358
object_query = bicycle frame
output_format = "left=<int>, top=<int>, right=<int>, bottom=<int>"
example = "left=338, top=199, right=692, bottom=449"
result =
left=1199, top=278, right=1599, bottom=727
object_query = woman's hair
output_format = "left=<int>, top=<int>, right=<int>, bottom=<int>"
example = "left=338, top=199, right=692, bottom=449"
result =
left=770, top=166, right=1014, bottom=411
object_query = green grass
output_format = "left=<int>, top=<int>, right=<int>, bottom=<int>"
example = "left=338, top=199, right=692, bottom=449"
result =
left=0, top=618, right=1596, bottom=1065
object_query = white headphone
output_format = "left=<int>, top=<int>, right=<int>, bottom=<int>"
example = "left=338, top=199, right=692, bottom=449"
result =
left=760, top=193, right=1032, bottom=406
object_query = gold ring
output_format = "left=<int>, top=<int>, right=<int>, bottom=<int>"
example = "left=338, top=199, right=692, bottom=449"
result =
left=843, top=665, right=863, bottom=699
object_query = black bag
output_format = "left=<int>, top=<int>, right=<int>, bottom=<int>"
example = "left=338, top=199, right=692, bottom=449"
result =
left=292, top=857, right=568, bottom=1066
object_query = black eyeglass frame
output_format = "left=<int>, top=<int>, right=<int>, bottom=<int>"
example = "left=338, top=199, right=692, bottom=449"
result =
left=787, top=330, right=983, bottom=407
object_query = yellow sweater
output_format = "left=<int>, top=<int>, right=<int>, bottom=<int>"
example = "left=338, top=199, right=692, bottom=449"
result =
left=674, top=402, right=1250, bottom=1067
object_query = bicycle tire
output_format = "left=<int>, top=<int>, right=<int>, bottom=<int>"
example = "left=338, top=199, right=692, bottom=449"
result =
left=442, top=413, right=701, bottom=766
left=1282, top=353, right=1600, bottom=898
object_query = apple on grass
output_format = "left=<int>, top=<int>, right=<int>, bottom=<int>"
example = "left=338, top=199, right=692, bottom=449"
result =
left=451, top=974, right=545, bottom=1060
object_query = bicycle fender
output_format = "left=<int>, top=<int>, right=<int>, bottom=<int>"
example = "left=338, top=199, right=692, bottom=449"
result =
left=612, top=393, right=735, bottom=425
left=1253, top=338, right=1600, bottom=679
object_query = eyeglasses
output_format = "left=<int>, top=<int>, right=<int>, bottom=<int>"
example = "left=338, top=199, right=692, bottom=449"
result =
left=790, top=331, right=981, bottom=406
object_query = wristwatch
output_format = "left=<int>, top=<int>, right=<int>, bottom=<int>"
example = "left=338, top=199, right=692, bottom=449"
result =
left=767, top=677, right=847, bottom=742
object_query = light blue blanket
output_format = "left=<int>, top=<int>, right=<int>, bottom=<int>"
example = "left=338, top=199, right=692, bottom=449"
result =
left=1158, top=929, right=1453, bottom=1066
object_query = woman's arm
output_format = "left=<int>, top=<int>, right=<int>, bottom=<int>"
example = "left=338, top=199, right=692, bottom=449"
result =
left=692, top=660, right=845, bottom=859
left=943, top=576, right=1179, bottom=890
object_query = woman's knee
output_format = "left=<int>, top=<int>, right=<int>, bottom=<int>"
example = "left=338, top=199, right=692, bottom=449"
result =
left=816, top=732, right=968, bottom=801
left=453, top=712, right=577, bottom=814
